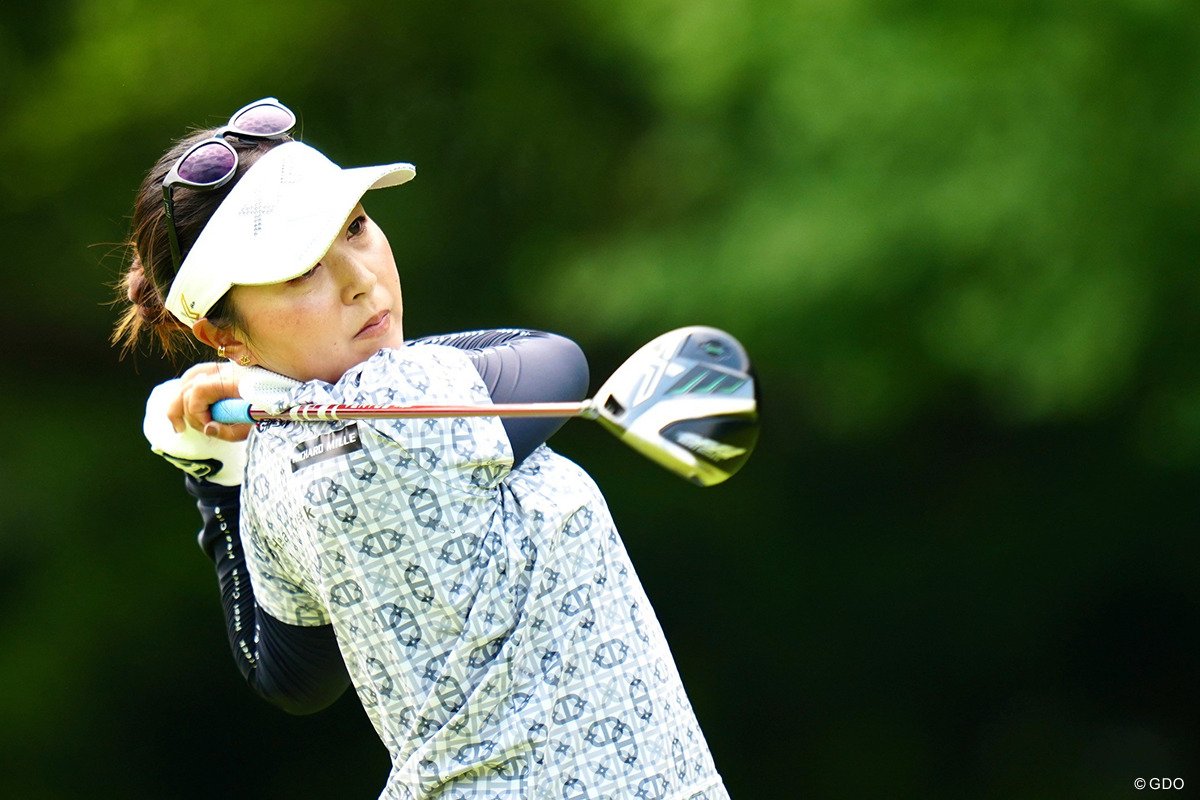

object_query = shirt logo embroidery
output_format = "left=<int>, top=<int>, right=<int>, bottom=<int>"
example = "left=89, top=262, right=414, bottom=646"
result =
left=291, top=424, right=363, bottom=472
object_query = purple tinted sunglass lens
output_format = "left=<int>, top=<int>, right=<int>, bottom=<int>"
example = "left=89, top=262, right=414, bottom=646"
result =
left=177, top=141, right=237, bottom=185
left=231, top=103, right=295, bottom=135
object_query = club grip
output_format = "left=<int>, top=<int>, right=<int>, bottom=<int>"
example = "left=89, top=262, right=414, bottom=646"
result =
left=211, top=399, right=255, bottom=424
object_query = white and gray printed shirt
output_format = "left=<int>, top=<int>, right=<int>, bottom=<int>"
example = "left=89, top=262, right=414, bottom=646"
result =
left=240, top=344, right=728, bottom=800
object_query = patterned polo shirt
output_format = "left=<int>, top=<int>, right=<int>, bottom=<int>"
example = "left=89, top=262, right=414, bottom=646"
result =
left=241, top=344, right=728, bottom=800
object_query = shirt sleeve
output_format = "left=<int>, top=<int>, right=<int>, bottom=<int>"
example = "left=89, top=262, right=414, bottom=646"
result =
left=298, top=344, right=513, bottom=498
left=410, top=329, right=589, bottom=465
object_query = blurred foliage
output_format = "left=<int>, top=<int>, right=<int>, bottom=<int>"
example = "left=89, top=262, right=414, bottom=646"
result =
left=2, top=0, right=1199, bottom=797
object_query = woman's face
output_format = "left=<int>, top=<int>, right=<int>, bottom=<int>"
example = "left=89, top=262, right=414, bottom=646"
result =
left=228, top=204, right=405, bottom=383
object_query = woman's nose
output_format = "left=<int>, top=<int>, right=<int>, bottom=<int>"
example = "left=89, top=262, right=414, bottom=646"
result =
left=332, top=251, right=376, bottom=303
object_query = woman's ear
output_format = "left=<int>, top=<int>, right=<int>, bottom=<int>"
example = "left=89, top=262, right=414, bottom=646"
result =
left=192, top=319, right=251, bottom=363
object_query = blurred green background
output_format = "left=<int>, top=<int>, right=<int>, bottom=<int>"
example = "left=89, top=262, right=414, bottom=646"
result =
left=2, top=0, right=1199, bottom=797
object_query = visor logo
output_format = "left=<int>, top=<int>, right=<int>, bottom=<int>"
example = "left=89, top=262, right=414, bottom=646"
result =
left=179, top=294, right=202, bottom=321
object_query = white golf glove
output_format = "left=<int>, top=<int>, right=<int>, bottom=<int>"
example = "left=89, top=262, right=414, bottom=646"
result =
left=237, top=365, right=301, bottom=414
left=143, top=367, right=301, bottom=486
left=143, top=378, right=248, bottom=486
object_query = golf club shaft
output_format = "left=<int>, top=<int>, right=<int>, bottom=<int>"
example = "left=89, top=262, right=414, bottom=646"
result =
left=212, top=398, right=598, bottom=424
left=208, top=325, right=758, bottom=486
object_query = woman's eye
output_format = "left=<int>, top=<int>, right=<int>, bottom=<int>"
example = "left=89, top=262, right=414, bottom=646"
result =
left=348, top=214, right=367, bottom=237
left=289, top=264, right=319, bottom=284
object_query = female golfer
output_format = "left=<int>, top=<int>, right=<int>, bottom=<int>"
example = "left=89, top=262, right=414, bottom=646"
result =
left=115, top=98, right=727, bottom=799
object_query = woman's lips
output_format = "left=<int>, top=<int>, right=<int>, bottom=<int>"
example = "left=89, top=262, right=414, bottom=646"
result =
left=355, top=310, right=390, bottom=339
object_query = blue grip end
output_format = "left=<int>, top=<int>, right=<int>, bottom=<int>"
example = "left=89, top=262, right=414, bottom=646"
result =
left=211, top=399, right=254, bottom=424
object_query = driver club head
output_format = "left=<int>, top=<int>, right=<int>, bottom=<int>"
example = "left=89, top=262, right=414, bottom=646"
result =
left=591, top=326, right=759, bottom=486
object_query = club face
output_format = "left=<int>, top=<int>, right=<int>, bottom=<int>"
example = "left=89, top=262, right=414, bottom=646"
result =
left=592, top=326, right=759, bottom=486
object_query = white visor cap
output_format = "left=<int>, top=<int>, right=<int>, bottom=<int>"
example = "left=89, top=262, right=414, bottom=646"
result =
left=165, top=140, right=415, bottom=325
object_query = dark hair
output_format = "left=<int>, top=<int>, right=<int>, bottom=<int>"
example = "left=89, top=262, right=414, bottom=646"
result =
left=112, top=129, right=292, bottom=358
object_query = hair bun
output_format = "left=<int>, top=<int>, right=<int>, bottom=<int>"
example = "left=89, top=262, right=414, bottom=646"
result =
left=125, top=256, right=165, bottom=321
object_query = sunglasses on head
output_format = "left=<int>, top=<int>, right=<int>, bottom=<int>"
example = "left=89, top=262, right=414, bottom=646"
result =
left=161, top=97, right=297, bottom=275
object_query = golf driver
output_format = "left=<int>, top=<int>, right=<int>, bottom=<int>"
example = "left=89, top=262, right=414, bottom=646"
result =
left=212, top=326, right=759, bottom=486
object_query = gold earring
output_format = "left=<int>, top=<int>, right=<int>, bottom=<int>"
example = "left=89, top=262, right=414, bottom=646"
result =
left=239, top=355, right=252, bottom=366
left=217, top=345, right=226, bottom=359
